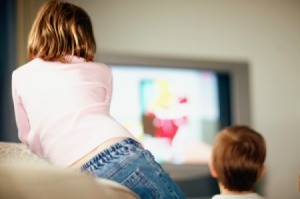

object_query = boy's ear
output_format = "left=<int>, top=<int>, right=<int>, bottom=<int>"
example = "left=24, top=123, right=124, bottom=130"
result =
left=259, top=165, right=266, bottom=178
left=208, top=159, right=218, bottom=178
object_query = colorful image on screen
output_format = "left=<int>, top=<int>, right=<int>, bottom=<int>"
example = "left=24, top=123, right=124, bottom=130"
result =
left=110, top=66, right=220, bottom=164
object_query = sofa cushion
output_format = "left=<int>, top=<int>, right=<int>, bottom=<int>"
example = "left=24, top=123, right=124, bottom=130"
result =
left=0, top=142, right=49, bottom=165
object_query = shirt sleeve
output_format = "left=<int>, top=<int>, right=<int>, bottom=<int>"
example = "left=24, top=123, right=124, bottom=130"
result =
left=11, top=72, right=30, bottom=144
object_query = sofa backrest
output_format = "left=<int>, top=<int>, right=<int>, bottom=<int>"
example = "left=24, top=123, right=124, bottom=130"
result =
left=0, top=142, right=140, bottom=199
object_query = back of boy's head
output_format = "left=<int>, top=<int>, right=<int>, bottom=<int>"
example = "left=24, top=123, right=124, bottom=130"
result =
left=27, top=0, right=96, bottom=62
left=211, top=125, right=266, bottom=192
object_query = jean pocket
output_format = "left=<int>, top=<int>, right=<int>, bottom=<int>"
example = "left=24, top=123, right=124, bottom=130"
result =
left=122, top=167, right=160, bottom=199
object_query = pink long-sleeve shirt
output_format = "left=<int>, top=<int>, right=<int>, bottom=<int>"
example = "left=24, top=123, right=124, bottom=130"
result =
left=12, top=57, right=135, bottom=167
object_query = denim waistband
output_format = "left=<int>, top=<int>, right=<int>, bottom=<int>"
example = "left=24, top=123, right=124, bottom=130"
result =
left=80, top=138, right=143, bottom=171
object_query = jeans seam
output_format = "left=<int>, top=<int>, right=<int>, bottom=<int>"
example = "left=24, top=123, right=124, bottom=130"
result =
left=103, top=150, right=143, bottom=179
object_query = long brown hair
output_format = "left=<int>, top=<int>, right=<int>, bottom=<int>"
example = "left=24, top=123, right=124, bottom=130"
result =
left=27, top=0, right=96, bottom=62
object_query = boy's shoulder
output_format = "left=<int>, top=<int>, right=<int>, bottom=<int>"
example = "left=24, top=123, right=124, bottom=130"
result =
left=212, top=193, right=266, bottom=199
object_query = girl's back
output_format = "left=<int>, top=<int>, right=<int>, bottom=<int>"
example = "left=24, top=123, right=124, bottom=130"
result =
left=12, top=57, right=133, bottom=167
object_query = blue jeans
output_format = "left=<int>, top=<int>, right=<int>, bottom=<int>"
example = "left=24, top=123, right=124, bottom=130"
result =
left=80, top=138, right=186, bottom=199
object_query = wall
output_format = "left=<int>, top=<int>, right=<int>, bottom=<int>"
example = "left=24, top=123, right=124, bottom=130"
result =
left=0, top=0, right=17, bottom=141
left=72, top=0, right=300, bottom=198
left=17, top=0, right=47, bottom=66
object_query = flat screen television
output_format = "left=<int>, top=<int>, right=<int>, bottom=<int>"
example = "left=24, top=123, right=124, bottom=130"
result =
left=98, top=54, right=251, bottom=166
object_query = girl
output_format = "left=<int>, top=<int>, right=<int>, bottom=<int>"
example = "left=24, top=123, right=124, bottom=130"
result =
left=12, top=1, right=185, bottom=198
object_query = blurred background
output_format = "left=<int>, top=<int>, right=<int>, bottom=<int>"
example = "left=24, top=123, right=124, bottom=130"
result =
left=1, top=0, right=300, bottom=198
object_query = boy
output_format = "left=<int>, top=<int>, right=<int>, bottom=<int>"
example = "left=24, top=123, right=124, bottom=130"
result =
left=209, top=126, right=266, bottom=199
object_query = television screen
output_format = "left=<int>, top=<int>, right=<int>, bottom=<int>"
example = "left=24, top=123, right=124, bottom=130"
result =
left=110, top=65, right=231, bottom=164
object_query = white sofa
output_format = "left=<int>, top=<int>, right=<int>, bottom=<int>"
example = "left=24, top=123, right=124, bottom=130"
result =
left=0, top=142, right=140, bottom=199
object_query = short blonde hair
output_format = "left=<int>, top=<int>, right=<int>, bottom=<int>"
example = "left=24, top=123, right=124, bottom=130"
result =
left=27, top=0, right=96, bottom=62
left=212, top=126, right=266, bottom=191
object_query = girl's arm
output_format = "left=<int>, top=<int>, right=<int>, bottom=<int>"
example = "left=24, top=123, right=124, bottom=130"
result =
left=11, top=72, right=30, bottom=145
